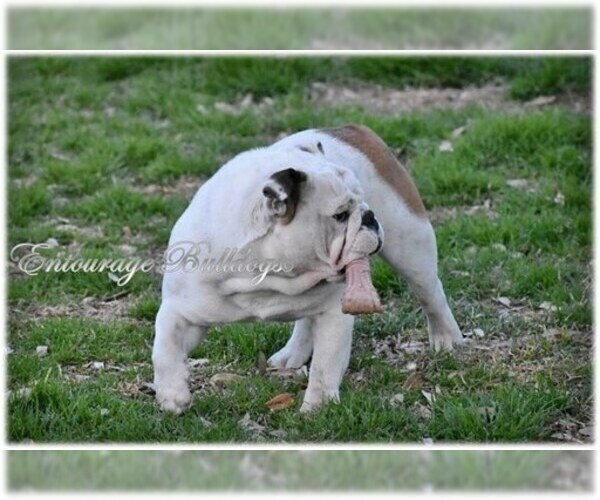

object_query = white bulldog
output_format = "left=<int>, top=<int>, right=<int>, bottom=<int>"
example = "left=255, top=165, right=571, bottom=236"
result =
left=153, top=124, right=463, bottom=414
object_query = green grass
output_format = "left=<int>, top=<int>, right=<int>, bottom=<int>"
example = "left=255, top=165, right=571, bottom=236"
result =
left=7, top=57, right=592, bottom=443
left=8, top=7, right=592, bottom=49
left=8, top=451, right=592, bottom=491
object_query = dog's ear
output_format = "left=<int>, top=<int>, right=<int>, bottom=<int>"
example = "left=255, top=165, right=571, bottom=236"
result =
left=262, top=168, right=308, bottom=225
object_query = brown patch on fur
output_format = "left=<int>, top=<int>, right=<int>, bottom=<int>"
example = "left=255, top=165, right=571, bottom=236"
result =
left=268, top=168, right=307, bottom=225
left=323, top=124, right=427, bottom=217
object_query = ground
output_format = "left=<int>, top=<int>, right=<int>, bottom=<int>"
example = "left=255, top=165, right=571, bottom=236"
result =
left=7, top=57, right=592, bottom=443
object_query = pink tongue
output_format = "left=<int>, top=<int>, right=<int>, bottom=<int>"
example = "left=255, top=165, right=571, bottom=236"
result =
left=341, top=257, right=382, bottom=315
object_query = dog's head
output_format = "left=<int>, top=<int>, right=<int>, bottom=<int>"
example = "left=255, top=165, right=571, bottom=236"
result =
left=258, top=148, right=384, bottom=271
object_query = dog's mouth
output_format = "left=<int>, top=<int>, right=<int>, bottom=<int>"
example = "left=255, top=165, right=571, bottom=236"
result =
left=371, top=237, right=383, bottom=255
left=334, top=232, right=348, bottom=268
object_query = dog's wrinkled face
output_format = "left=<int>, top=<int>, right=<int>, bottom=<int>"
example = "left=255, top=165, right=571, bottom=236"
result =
left=260, top=155, right=384, bottom=271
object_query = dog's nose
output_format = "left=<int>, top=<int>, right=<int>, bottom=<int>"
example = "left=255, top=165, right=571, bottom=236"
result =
left=362, top=210, right=379, bottom=230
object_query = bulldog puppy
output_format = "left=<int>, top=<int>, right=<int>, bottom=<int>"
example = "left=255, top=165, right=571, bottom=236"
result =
left=153, top=124, right=463, bottom=414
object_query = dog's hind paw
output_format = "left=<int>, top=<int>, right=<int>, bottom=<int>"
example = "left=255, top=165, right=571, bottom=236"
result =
left=268, top=344, right=311, bottom=369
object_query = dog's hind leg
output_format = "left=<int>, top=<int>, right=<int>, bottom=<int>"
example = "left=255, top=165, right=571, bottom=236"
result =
left=380, top=214, right=463, bottom=351
left=268, top=317, right=314, bottom=369
left=317, top=124, right=462, bottom=350
left=152, top=301, right=206, bottom=414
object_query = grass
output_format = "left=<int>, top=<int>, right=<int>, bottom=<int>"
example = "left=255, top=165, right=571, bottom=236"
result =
left=7, top=57, right=592, bottom=443
left=7, top=451, right=592, bottom=491
left=8, top=7, right=592, bottom=50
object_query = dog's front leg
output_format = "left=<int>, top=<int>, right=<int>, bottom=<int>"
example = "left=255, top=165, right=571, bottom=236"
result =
left=152, top=301, right=206, bottom=414
left=300, top=310, right=354, bottom=412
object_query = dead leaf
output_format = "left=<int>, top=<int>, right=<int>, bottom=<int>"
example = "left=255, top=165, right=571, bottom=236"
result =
left=266, top=393, right=295, bottom=411
left=104, top=105, right=116, bottom=118
left=551, top=431, right=576, bottom=442
left=401, top=341, right=425, bottom=354
left=494, top=296, right=512, bottom=308
left=412, top=402, right=432, bottom=419
left=448, top=371, right=467, bottom=385
left=525, top=95, right=556, bottom=107
left=403, top=372, right=422, bottom=390
left=438, top=140, right=454, bottom=153
left=48, top=146, right=72, bottom=162
left=214, top=102, right=239, bottom=115
left=199, top=416, right=213, bottom=428
left=188, top=358, right=210, bottom=368
left=240, top=93, right=253, bottom=108
left=421, top=390, right=435, bottom=405
left=238, top=413, right=265, bottom=436
left=389, top=393, right=405, bottom=407
left=107, top=272, right=120, bottom=283
left=352, top=370, right=366, bottom=383
left=118, top=244, right=136, bottom=256
left=506, top=179, right=531, bottom=189
left=451, top=125, right=467, bottom=138
left=543, top=328, right=563, bottom=340
left=266, top=366, right=307, bottom=379
left=268, top=429, right=287, bottom=439
left=209, top=373, right=244, bottom=387
left=44, top=238, right=59, bottom=248
left=464, top=328, right=484, bottom=338
left=553, top=192, right=565, bottom=205
left=36, top=345, right=49, bottom=357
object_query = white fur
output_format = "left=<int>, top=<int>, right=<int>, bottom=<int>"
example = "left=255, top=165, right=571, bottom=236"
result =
left=153, top=129, right=462, bottom=414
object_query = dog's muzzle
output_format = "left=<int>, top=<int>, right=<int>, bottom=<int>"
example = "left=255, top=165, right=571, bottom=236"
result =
left=361, top=209, right=383, bottom=254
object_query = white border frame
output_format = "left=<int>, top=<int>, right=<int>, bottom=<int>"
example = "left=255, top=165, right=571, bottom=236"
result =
left=1, top=2, right=597, bottom=497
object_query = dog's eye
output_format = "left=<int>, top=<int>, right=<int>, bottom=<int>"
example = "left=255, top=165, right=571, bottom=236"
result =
left=333, top=210, right=350, bottom=223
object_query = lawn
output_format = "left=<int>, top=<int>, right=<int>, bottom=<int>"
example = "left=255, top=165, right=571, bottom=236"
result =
left=7, top=57, right=592, bottom=443
left=8, top=450, right=592, bottom=491
left=8, top=7, right=592, bottom=49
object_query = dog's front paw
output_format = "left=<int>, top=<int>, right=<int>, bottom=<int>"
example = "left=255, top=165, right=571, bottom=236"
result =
left=155, top=380, right=192, bottom=415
